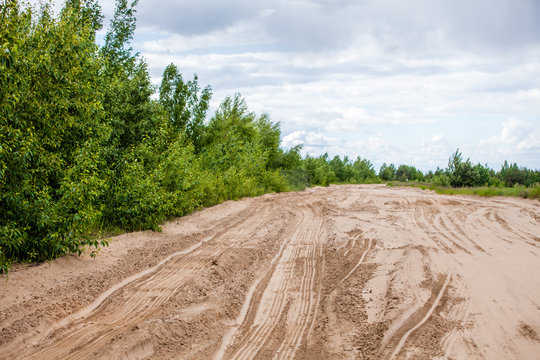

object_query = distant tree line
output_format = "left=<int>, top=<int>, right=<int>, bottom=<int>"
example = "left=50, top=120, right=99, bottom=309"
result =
left=1, top=0, right=538, bottom=272
left=375, top=149, right=539, bottom=188
left=291, top=148, right=539, bottom=189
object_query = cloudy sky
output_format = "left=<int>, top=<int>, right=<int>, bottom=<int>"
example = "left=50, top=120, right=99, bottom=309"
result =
left=79, top=1, right=540, bottom=170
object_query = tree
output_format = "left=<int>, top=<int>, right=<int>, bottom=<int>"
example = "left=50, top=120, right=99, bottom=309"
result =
left=447, top=149, right=490, bottom=187
left=498, top=161, right=537, bottom=187
left=100, top=0, right=157, bottom=159
left=62, top=0, right=103, bottom=33
left=302, top=154, right=336, bottom=186
left=159, top=63, right=211, bottom=151
left=351, top=157, right=377, bottom=182
left=201, top=94, right=286, bottom=198
left=329, top=155, right=346, bottom=182
left=100, top=0, right=138, bottom=70
left=379, top=163, right=396, bottom=181
left=276, top=145, right=303, bottom=170
left=0, top=0, right=109, bottom=271
left=255, top=114, right=281, bottom=170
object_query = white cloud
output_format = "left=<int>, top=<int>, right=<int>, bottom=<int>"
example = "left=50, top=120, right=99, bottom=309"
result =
left=480, top=119, right=540, bottom=152
left=282, top=130, right=337, bottom=149
left=419, top=135, right=452, bottom=164
left=21, top=0, right=540, bottom=170
left=323, top=107, right=371, bottom=132
left=516, top=88, right=540, bottom=101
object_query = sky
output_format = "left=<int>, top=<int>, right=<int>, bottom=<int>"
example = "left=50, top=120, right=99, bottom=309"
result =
left=45, top=0, right=540, bottom=171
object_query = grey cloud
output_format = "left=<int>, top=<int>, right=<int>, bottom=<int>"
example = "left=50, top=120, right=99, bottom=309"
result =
left=258, top=2, right=360, bottom=51
left=136, top=0, right=360, bottom=50
left=441, top=0, right=540, bottom=49
left=135, top=0, right=540, bottom=55
left=136, top=0, right=266, bottom=35
left=129, top=0, right=539, bottom=170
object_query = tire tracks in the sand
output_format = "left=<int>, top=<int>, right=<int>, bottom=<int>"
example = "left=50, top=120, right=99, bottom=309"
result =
left=319, top=232, right=375, bottom=358
left=381, top=273, right=451, bottom=360
left=20, top=202, right=279, bottom=360
left=339, top=237, right=373, bottom=286
left=2, top=185, right=539, bottom=360
left=222, top=203, right=325, bottom=360
left=410, top=202, right=454, bottom=254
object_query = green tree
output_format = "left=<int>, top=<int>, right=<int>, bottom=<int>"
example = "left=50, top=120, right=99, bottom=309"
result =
left=0, top=0, right=109, bottom=271
left=100, top=0, right=138, bottom=69
left=159, top=63, right=211, bottom=151
left=379, top=163, right=396, bottom=181
left=302, top=154, right=336, bottom=186
left=447, top=149, right=491, bottom=187
left=202, top=95, right=287, bottom=199
left=352, top=157, right=377, bottom=182
left=62, top=0, right=104, bottom=32
left=276, top=145, right=303, bottom=170
left=277, top=145, right=310, bottom=190
left=498, top=161, right=536, bottom=187
left=255, top=113, right=281, bottom=170
left=329, top=155, right=346, bottom=182
left=396, top=164, right=423, bottom=182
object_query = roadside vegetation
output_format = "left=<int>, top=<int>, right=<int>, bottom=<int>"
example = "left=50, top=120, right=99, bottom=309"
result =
left=386, top=150, right=540, bottom=199
left=1, top=0, right=538, bottom=272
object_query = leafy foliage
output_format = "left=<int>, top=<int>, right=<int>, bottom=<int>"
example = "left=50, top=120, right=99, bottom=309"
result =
left=379, top=163, right=396, bottom=181
left=159, top=63, right=211, bottom=151
left=499, top=161, right=539, bottom=187
left=396, top=164, right=423, bottom=182
left=1, top=0, right=110, bottom=271
left=201, top=94, right=287, bottom=199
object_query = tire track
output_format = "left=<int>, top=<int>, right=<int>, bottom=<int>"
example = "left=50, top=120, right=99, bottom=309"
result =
left=410, top=201, right=454, bottom=254
left=343, top=232, right=363, bottom=257
left=433, top=213, right=471, bottom=254
left=22, top=203, right=278, bottom=360
left=478, top=209, right=515, bottom=244
left=340, top=238, right=373, bottom=285
left=215, top=207, right=310, bottom=360
left=225, top=203, right=325, bottom=360
left=383, top=273, right=451, bottom=360
left=213, top=217, right=295, bottom=360
left=317, top=231, right=374, bottom=357
left=442, top=208, right=488, bottom=253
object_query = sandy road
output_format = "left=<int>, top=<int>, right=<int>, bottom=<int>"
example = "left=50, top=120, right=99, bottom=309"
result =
left=1, top=185, right=539, bottom=359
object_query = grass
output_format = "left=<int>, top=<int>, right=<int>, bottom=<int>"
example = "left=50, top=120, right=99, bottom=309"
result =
left=386, top=182, right=540, bottom=200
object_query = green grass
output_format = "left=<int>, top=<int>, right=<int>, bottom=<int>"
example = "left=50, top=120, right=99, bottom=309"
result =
left=386, top=182, right=540, bottom=200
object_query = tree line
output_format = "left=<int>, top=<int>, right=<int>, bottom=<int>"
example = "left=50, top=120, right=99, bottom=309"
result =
left=294, top=149, right=539, bottom=189
left=378, top=150, right=539, bottom=188
left=1, top=0, right=538, bottom=272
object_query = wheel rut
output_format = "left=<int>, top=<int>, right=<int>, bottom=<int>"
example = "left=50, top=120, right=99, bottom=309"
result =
left=382, top=273, right=451, bottom=360
left=223, top=204, right=325, bottom=360
left=22, top=203, right=276, bottom=360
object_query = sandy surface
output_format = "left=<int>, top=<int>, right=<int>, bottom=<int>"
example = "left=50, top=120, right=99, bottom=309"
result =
left=1, top=184, right=539, bottom=359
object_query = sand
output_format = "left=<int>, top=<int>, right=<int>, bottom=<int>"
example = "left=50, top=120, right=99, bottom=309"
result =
left=1, top=184, right=539, bottom=359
